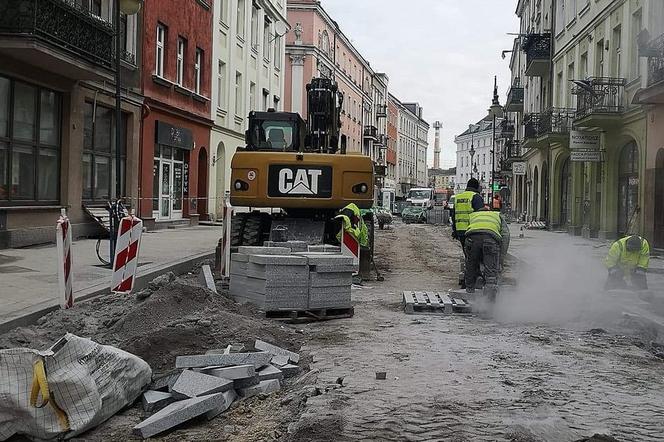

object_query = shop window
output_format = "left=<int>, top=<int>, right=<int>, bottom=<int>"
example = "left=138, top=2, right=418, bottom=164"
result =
left=0, top=76, right=61, bottom=204
left=82, top=102, right=126, bottom=202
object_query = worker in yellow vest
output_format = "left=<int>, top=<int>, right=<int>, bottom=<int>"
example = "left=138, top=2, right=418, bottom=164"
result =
left=464, top=207, right=508, bottom=299
left=451, top=178, right=485, bottom=248
left=605, top=235, right=650, bottom=290
left=335, top=203, right=369, bottom=247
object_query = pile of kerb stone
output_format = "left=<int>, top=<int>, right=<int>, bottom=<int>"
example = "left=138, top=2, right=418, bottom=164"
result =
left=133, top=339, right=300, bottom=439
left=229, top=245, right=354, bottom=311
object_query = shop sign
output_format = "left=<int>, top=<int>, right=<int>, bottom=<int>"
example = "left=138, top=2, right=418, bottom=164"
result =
left=513, top=162, right=526, bottom=176
left=571, top=149, right=601, bottom=162
left=156, top=121, right=194, bottom=150
left=183, top=163, right=189, bottom=195
left=570, top=130, right=601, bottom=162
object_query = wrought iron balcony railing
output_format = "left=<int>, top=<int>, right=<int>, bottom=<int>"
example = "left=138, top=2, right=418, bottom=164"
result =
left=646, top=33, right=664, bottom=87
left=572, top=77, right=626, bottom=119
left=538, top=107, right=576, bottom=135
left=522, top=33, right=551, bottom=76
left=0, top=0, right=114, bottom=69
left=499, top=120, right=515, bottom=139
left=120, top=50, right=136, bottom=66
left=523, top=113, right=542, bottom=140
left=363, top=125, right=378, bottom=139
left=505, top=82, right=524, bottom=112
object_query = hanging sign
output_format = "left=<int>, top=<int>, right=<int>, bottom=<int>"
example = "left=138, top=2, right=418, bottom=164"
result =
left=513, top=162, right=526, bottom=176
left=570, top=131, right=601, bottom=162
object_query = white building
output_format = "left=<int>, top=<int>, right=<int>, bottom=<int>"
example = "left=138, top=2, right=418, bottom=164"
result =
left=208, top=0, right=288, bottom=219
left=390, top=95, right=429, bottom=197
left=403, top=102, right=430, bottom=189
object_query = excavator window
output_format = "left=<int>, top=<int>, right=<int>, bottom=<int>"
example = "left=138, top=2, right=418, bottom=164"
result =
left=248, top=120, right=296, bottom=151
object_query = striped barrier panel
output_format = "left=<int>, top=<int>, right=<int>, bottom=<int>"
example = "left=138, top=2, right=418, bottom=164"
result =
left=111, top=212, right=143, bottom=294
left=56, top=209, right=74, bottom=309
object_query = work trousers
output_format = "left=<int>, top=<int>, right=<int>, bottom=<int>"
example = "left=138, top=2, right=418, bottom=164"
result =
left=464, top=233, right=500, bottom=289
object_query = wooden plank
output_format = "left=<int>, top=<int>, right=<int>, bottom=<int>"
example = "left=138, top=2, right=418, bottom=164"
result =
left=425, top=292, right=441, bottom=307
left=438, top=293, right=454, bottom=314
left=414, top=291, right=428, bottom=305
left=402, top=291, right=416, bottom=305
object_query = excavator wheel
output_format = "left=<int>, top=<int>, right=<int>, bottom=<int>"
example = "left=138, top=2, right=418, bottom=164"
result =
left=242, top=212, right=263, bottom=246
left=259, top=212, right=273, bottom=244
left=230, top=213, right=247, bottom=246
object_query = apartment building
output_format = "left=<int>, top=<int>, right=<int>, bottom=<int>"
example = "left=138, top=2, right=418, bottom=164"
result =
left=208, top=0, right=288, bottom=219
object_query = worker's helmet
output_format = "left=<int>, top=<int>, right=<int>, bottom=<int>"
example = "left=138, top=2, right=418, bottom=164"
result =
left=626, top=235, right=642, bottom=252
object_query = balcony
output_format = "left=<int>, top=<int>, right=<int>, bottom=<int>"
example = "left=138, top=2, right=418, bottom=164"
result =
left=363, top=125, right=378, bottom=140
left=573, top=77, right=626, bottom=129
left=498, top=120, right=514, bottom=140
left=523, top=113, right=542, bottom=143
left=0, top=0, right=115, bottom=80
left=505, top=80, right=524, bottom=112
left=376, top=104, right=387, bottom=118
left=522, top=33, right=551, bottom=77
left=499, top=140, right=523, bottom=173
left=538, top=107, right=575, bottom=144
left=634, top=33, right=664, bottom=105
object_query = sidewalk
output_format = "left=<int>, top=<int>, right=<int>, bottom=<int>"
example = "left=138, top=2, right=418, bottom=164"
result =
left=0, top=226, right=222, bottom=330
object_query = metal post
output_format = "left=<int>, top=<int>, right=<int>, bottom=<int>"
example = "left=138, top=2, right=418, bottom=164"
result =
left=491, top=113, right=496, bottom=205
left=112, top=0, right=122, bottom=261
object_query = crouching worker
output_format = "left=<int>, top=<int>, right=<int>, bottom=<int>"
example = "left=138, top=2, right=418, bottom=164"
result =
left=605, top=235, right=650, bottom=290
left=335, top=203, right=369, bottom=247
left=464, top=208, right=508, bottom=301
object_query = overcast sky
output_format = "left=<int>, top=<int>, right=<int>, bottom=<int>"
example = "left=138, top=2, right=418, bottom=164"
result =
left=322, top=0, right=520, bottom=168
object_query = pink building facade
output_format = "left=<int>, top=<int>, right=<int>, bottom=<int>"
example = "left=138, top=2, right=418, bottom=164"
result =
left=284, top=0, right=373, bottom=154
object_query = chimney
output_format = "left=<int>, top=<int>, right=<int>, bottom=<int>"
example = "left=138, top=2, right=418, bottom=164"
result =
left=433, top=121, right=442, bottom=170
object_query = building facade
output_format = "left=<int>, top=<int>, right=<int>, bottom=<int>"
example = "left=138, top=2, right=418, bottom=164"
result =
left=386, top=97, right=398, bottom=192
left=138, top=0, right=213, bottom=228
left=403, top=103, right=430, bottom=189
left=429, top=167, right=456, bottom=190
left=390, top=95, right=429, bottom=197
left=208, top=0, right=287, bottom=220
left=504, top=0, right=664, bottom=241
left=285, top=0, right=373, bottom=155
left=0, top=0, right=142, bottom=248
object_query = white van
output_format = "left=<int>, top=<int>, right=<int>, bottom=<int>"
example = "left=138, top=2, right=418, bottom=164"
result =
left=406, top=188, right=434, bottom=210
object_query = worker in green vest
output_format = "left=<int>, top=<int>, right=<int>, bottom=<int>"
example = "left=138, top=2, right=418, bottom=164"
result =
left=451, top=178, right=485, bottom=248
left=464, top=207, right=508, bottom=299
left=605, top=235, right=650, bottom=290
left=335, top=203, right=369, bottom=247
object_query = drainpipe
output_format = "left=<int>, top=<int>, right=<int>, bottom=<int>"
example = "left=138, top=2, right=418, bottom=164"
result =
left=547, top=0, right=556, bottom=226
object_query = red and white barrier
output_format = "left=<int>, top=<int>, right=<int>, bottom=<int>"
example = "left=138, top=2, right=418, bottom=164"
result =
left=56, top=209, right=74, bottom=309
left=341, top=229, right=360, bottom=274
left=220, top=192, right=234, bottom=279
left=111, top=211, right=143, bottom=294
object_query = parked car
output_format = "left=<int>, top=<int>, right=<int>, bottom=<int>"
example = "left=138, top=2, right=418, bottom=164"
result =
left=401, top=206, right=427, bottom=224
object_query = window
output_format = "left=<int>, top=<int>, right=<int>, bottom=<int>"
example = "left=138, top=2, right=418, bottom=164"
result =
left=120, top=13, right=129, bottom=55
left=219, top=0, right=227, bottom=23
left=567, top=0, right=576, bottom=23
left=249, top=82, right=256, bottom=111
left=251, top=4, right=259, bottom=48
left=217, top=61, right=226, bottom=109
left=0, top=76, right=61, bottom=203
left=273, top=96, right=280, bottom=111
left=631, top=11, right=642, bottom=79
left=556, top=0, right=565, bottom=28
left=596, top=40, right=604, bottom=77
left=483, top=154, right=486, bottom=165
left=156, top=24, right=166, bottom=77
left=263, top=90, right=269, bottom=111
left=237, top=0, right=246, bottom=39
left=82, top=102, right=126, bottom=202
left=235, top=72, right=243, bottom=116
left=580, top=52, right=588, bottom=79
left=176, top=37, right=185, bottom=85
left=77, top=0, right=102, bottom=16
left=263, top=17, right=272, bottom=61
left=195, top=48, right=203, bottom=94
left=613, top=26, right=622, bottom=77
left=567, top=63, right=574, bottom=107
left=274, top=35, right=281, bottom=69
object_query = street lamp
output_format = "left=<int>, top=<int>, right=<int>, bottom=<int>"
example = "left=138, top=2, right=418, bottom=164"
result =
left=469, top=133, right=476, bottom=179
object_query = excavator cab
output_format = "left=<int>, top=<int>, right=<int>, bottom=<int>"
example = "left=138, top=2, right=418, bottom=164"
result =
left=244, top=110, right=306, bottom=152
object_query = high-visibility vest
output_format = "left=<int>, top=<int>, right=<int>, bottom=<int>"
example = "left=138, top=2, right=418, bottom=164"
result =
left=466, top=211, right=502, bottom=239
left=605, top=236, right=650, bottom=272
left=454, top=191, right=476, bottom=232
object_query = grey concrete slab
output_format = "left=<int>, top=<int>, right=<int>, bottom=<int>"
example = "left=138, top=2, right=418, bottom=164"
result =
left=171, top=370, right=234, bottom=399
left=238, top=246, right=291, bottom=255
left=142, top=390, right=175, bottom=412
left=201, top=364, right=255, bottom=380
left=133, top=393, right=225, bottom=438
left=270, top=354, right=289, bottom=367
left=311, top=265, right=358, bottom=273
left=199, top=265, right=217, bottom=294
left=233, top=374, right=260, bottom=388
left=249, top=254, right=308, bottom=265
left=149, top=372, right=182, bottom=392
left=280, top=364, right=300, bottom=378
left=176, top=352, right=273, bottom=369
left=239, top=379, right=281, bottom=398
left=258, top=364, right=283, bottom=381
left=205, top=390, right=237, bottom=420
left=231, top=253, right=249, bottom=263
left=294, top=253, right=354, bottom=266
left=254, top=339, right=300, bottom=363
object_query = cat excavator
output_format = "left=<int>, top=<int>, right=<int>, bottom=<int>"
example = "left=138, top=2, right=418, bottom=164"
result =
left=229, top=78, right=375, bottom=246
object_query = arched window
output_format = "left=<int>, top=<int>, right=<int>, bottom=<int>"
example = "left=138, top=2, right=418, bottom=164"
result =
left=319, top=30, right=330, bottom=55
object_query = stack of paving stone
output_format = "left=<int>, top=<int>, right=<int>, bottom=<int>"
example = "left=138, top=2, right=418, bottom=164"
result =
left=263, top=240, right=308, bottom=252
left=295, top=252, right=355, bottom=309
left=229, top=246, right=309, bottom=310
left=307, top=244, right=341, bottom=253
left=134, top=340, right=300, bottom=439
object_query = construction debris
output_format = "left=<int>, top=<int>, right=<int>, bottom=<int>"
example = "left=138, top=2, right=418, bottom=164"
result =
left=142, top=390, right=175, bottom=412
left=198, top=264, right=218, bottom=294
left=170, top=370, right=234, bottom=399
left=175, top=351, right=274, bottom=369
left=255, top=339, right=301, bottom=363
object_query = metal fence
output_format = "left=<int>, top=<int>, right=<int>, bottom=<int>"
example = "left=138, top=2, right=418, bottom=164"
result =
left=427, top=208, right=449, bottom=225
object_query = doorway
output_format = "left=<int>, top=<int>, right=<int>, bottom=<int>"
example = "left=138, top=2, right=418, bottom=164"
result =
left=655, top=149, right=664, bottom=247
left=533, top=166, right=539, bottom=220
left=153, top=145, right=185, bottom=220
left=560, top=157, right=571, bottom=228
left=215, top=141, right=226, bottom=218
left=198, top=147, right=209, bottom=220
left=617, top=141, right=639, bottom=235
left=542, top=162, right=549, bottom=222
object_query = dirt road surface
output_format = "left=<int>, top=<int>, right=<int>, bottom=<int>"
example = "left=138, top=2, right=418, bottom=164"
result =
left=286, top=222, right=664, bottom=442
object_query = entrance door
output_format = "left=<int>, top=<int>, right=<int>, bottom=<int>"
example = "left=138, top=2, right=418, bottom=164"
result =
left=156, top=157, right=184, bottom=220
left=560, top=157, right=570, bottom=227
left=655, top=149, right=664, bottom=247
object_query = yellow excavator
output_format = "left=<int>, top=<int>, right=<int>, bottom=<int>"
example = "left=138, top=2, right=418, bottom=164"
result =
left=229, top=78, right=375, bottom=246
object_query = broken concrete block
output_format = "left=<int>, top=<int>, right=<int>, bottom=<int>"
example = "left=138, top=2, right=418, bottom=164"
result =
left=258, top=364, right=283, bottom=381
left=202, top=364, right=255, bottom=380
left=171, top=370, right=234, bottom=399
left=205, top=390, right=237, bottom=420
left=280, top=364, right=300, bottom=378
left=239, top=379, right=281, bottom=398
left=254, top=339, right=300, bottom=363
left=133, top=393, right=225, bottom=439
left=270, top=354, right=289, bottom=367
left=248, top=254, right=308, bottom=266
left=199, top=265, right=218, bottom=294
left=142, top=390, right=175, bottom=412
left=311, top=264, right=358, bottom=273
left=231, top=252, right=249, bottom=262
left=149, top=372, right=182, bottom=392
left=176, top=352, right=273, bottom=369
left=238, top=246, right=291, bottom=255
left=233, top=374, right=260, bottom=388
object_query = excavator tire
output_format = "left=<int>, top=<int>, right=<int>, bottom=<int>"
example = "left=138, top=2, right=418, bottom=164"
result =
left=230, top=213, right=247, bottom=247
left=242, top=212, right=263, bottom=246
left=259, top=212, right=272, bottom=244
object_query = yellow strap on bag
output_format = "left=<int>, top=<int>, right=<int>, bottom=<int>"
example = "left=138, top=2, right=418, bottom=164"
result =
left=30, top=359, right=70, bottom=432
